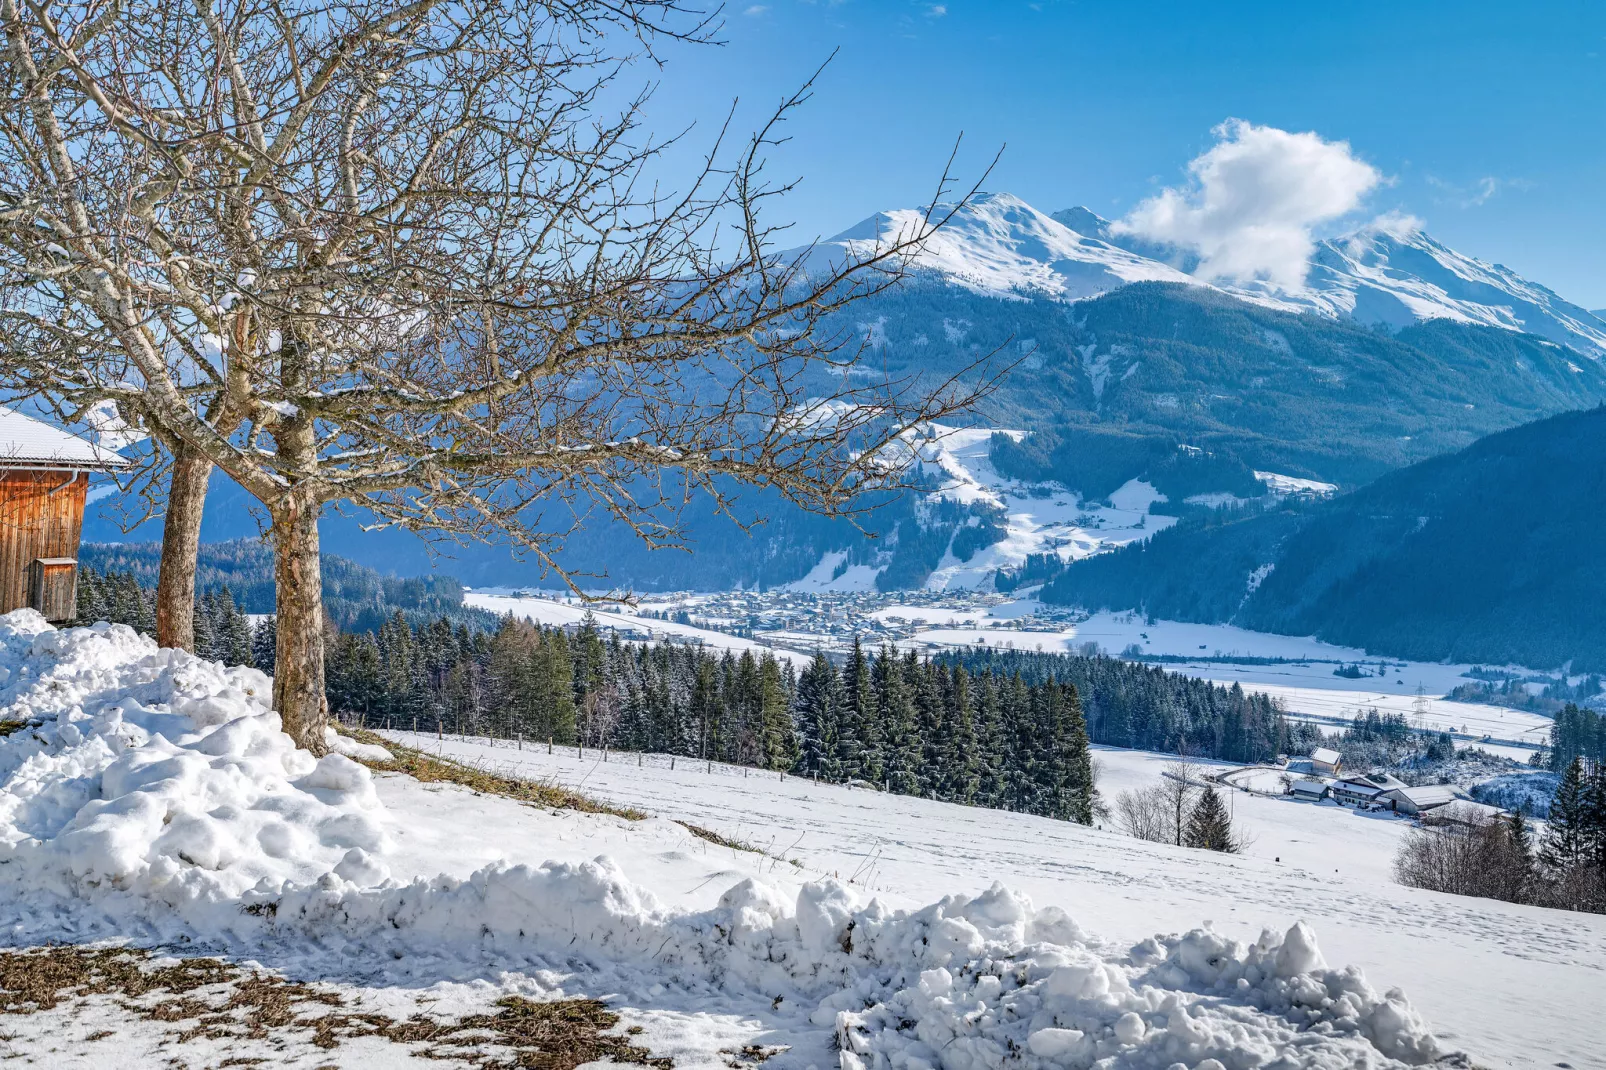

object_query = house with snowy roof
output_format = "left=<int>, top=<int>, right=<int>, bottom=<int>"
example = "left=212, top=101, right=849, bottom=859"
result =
left=1329, top=772, right=1407, bottom=808
left=1379, top=784, right=1462, bottom=816
left=0, top=407, right=128, bottom=621
left=1308, top=747, right=1342, bottom=776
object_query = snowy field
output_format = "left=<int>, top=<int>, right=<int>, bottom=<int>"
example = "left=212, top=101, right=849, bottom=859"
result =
left=1, top=610, right=1591, bottom=1068
left=383, top=732, right=1606, bottom=1070
left=463, top=590, right=812, bottom=666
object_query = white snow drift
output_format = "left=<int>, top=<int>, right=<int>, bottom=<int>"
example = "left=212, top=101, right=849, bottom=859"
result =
left=0, top=610, right=1451, bottom=1068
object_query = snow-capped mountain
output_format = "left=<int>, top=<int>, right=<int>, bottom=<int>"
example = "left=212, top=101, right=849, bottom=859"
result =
left=805, top=192, right=1606, bottom=356
left=1239, top=221, right=1606, bottom=355
left=807, top=192, right=1195, bottom=301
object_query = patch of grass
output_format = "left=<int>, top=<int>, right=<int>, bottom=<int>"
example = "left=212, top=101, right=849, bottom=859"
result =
left=676, top=822, right=761, bottom=853
left=338, top=725, right=647, bottom=820
left=0, top=946, right=670, bottom=1069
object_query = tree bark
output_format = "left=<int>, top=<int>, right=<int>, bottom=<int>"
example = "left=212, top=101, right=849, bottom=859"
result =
left=155, top=446, right=212, bottom=652
left=272, top=494, right=328, bottom=754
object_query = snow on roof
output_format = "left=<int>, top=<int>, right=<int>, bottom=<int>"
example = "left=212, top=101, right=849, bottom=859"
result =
left=0, top=406, right=128, bottom=469
left=1386, top=785, right=1458, bottom=808
left=1310, top=747, right=1341, bottom=765
left=1331, top=778, right=1385, bottom=796
left=1289, top=780, right=1329, bottom=795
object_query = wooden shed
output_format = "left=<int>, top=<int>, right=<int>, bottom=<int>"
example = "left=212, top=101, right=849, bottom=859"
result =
left=0, top=407, right=128, bottom=621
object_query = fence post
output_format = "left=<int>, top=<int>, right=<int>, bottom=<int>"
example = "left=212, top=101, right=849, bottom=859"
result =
left=670, top=757, right=675, bottom=771
left=638, top=753, right=642, bottom=768
left=412, top=717, right=417, bottom=734
left=549, top=736, right=553, bottom=754
left=517, top=733, right=522, bottom=751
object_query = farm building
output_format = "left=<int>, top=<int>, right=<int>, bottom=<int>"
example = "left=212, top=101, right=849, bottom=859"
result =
left=1381, top=785, right=1462, bottom=815
left=1288, top=779, right=1329, bottom=801
left=0, top=407, right=127, bottom=621
left=1329, top=773, right=1406, bottom=807
left=1309, top=747, right=1342, bottom=776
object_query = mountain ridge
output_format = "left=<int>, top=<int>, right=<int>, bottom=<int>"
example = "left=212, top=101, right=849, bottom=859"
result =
left=804, top=191, right=1606, bottom=355
left=1041, top=404, right=1606, bottom=671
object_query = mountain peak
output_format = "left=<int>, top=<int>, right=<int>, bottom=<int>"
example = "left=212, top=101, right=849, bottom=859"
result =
left=818, top=192, right=1196, bottom=302
left=813, top=193, right=1606, bottom=355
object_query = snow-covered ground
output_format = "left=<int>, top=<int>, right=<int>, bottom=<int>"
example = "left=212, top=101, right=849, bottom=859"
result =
left=0, top=610, right=1525, bottom=1069
left=463, top=590, right=813, bottom=666
left=781, top=423, right=1177, bottom=595
left=379, top=733, right=1606, bottom=1070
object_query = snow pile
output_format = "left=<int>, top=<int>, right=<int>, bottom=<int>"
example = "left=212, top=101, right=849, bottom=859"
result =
left=0, top=611, right=392, bottom=922
left=0, top=612, right=1446, bottom=1068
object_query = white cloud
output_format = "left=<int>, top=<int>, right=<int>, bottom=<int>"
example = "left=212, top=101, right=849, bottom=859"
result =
left=743, top=3, right=768, bottom=14
left=926, top=4, right=947, bottom=16
left=1114, top=119, right=1382, bottom=290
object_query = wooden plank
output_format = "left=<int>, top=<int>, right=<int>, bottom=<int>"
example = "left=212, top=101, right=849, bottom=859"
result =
left=0, top=470, right=89, bottom=615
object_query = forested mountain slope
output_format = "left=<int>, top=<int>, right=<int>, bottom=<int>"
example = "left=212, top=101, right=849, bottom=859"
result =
left=1043, top=405, right=1606, bottom=671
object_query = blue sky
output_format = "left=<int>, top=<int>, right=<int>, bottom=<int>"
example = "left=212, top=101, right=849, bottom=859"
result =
left=641, top=0, right=1606, bottom=306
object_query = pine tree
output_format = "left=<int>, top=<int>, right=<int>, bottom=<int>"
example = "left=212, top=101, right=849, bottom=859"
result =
left=1059, top=683, right=1096, bottom=825
left=1185, top=786, right=1236, bottom=852
left=843, top=639, right=879, bottom=783
left=252, top=615, right=277, bottom=675
left=795, top=652, right=840, bottom=777
left=1586, top=761, right=1606, bottom=873
left=971, top=671, right=1007, bottom=807
left=758, top=653, right=795, bottom=770
left=877, top=648, right=921, bottom=795
left=1541, top=757, right=1592, bottom=873
left=940, top=665, right=979, bottom=804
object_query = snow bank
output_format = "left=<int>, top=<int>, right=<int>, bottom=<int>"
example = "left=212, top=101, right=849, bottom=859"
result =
left=0, top=612, right=1446, bottom=1068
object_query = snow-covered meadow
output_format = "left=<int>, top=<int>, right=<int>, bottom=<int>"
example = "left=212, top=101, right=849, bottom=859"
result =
left=388, top=734, right=1606, bottom=1070
left=0, top=610, right=1576, bottom=1068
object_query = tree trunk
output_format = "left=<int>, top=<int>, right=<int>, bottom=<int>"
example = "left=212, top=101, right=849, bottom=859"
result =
left=272, top=494, right=328, bottom=754
left=155, top=447, right=211, bottom=652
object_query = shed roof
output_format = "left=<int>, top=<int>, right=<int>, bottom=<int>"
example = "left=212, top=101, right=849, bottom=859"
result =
left=0, top=407, right=128, bottom=470
left=1331, top=779, right=1384, bottom=797
left=1384, top=785, right=1458, bottom=808
left=1310, top=747, right=1341, bottom=765
left=1290, top=780, right=1328, bottom=795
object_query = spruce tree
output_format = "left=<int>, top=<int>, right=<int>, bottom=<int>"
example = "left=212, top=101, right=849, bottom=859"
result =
left=1185, top=786, right=1236, bottom=852
left=1060, top=683, right=1096, bottom=825
left=1541, top=757, right=1592, bottom=873
left=252, top=615, right=277, bottom=675
left=840, top=638, right=876, bottom=782
left=795, top=652, right=840, bottom=778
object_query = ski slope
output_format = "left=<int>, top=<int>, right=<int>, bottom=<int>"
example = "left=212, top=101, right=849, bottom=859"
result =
left=386, top=732, right=1606, bottom=1070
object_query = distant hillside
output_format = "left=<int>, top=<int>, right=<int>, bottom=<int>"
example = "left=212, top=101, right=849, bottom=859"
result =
left=79, top=278, right=1606, bottom=593
left=1042, top=406, right=1606, bottom=671
left=81, top=540, right=499, bottom=633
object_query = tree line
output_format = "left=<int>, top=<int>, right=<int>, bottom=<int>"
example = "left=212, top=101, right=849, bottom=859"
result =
left=73, top=573, right=1099, bottom=824
left=1394, top=757, right=1606, bottom=914
left=940, top=647, right=1295, bottom=764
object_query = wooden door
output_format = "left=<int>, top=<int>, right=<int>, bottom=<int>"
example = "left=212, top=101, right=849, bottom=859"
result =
left=28, top=558, right=78, bottom=621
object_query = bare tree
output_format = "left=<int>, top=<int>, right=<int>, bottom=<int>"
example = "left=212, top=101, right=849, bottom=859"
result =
left=1394, top=805, right=1533, bottom=904
left=1113, top=784, right=1172, bottom=844
left=0, top=0, right=997, bottom=751
left=1159, top=758, right=1203, bottom=847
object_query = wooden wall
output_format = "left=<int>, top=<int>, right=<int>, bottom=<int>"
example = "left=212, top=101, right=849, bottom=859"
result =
left=0, top=470, right=88, bottom=615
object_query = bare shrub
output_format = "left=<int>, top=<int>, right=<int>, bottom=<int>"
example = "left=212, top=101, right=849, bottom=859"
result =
left=1393, top=805, right=1532, bottom=904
